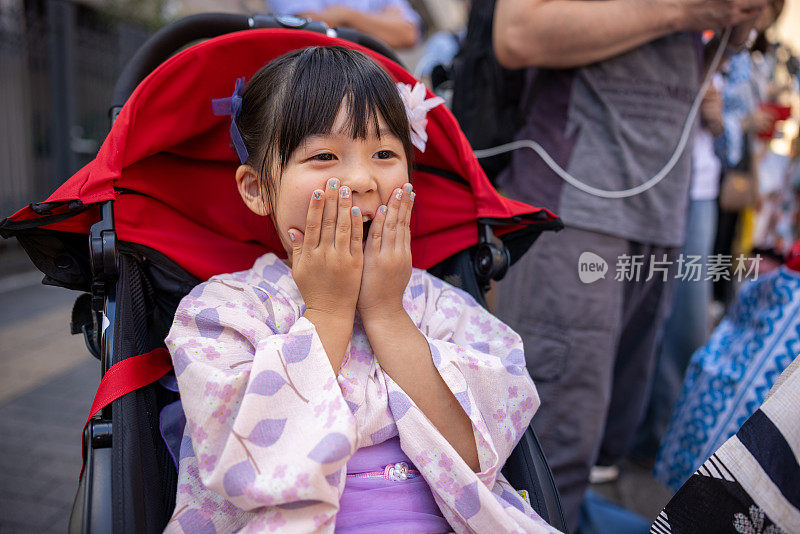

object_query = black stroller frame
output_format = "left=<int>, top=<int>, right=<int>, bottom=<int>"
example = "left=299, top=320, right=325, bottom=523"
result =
left=4, top=13, right=566, bottom=534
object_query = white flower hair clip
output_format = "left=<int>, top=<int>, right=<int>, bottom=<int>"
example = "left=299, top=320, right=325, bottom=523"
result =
left=396, top=82, right=444, bottom=153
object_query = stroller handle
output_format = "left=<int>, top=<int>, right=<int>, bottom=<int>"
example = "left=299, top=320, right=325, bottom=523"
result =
left=109, top=13, right=401, bottom=122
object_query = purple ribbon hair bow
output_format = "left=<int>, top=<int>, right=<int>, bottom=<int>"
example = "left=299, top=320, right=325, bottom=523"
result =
left=212, top=77, right=249, bottom=164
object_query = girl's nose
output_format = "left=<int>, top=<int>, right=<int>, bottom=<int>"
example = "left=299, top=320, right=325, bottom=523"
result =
left=342, top=168, right=376, bottom=196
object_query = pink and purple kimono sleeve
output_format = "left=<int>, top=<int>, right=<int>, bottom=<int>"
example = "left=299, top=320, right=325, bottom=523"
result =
left=164, top=279, right=356, bottom=533
left=385, top=272, right=557, bottom=533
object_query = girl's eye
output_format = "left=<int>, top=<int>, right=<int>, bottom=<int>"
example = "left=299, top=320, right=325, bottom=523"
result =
left=310, top=153, right=335, bottom=162
left=375, top=150, right=397, bottom=160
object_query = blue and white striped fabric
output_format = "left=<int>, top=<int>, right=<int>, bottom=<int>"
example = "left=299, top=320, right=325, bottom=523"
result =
left=654, top=266, right=800, bottom=491
left=652, top=356, right=800, bottom=534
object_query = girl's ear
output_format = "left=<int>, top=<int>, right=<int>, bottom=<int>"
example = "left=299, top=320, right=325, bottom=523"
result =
left=235, top=164, right=270, bottom=216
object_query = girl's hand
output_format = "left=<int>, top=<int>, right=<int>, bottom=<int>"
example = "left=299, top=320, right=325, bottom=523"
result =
left=289, top=178, right=364, bottom=322
left=357, top=183, right=414, bottom=323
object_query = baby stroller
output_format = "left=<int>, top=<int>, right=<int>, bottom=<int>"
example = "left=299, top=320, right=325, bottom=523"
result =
left=0, top=14, right=566, bottom=533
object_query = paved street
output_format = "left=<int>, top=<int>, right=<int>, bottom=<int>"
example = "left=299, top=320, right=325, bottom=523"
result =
left=0, top=273, right=98, bottom=533
left=590, top=460, right=673, bottom=524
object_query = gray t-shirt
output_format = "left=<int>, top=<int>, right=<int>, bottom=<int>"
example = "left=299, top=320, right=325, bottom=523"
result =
left=497, top=32, right=702, bottom=247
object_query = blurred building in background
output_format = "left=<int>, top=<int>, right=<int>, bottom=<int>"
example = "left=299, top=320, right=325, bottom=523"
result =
left=0, top=0, right=157, bottom=222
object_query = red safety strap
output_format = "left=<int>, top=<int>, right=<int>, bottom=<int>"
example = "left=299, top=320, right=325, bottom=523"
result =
left=80, top=347, right=173, bottom=479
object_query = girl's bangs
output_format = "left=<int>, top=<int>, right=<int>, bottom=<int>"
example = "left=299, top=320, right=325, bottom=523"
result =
left=276, top=47, right=410, bottom=168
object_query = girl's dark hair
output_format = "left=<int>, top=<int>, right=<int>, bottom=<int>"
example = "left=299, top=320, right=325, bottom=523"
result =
left=236, top=46, right=414, bottom=215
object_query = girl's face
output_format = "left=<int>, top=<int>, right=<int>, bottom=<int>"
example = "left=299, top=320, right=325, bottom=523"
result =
left=271, top=104, right=410, bottom=257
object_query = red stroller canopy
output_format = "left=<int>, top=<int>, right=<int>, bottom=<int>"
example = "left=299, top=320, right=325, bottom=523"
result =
left=3, top=29, right=558, bottom=282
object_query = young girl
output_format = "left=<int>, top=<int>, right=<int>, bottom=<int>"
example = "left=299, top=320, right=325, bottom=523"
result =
left=164, top=45, right=554, bottom=533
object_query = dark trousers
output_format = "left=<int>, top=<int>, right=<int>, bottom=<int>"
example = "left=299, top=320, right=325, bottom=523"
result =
left=495, top=226, right=676, bottom=531
left=712, top=207, right=740, bottom=305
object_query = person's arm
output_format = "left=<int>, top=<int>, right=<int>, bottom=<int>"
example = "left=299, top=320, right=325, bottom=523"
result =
left=357, top=188, right=546, bottom=531
left=357, top=184, right=478, bottom=470
left=287, top=179, right=365, bottom=373
left=364, top=309, right=481, bottom=471
left=367, top=271, right=544, bottom=529
left=742, top=107, right=778, bottom=135
left=493, top=0, right=767, bottom=69
left=165, top=279, right=357, bottom=531
left=701, top=85, right=725, bottom=137
left=299, top=6, right=418, bottom=48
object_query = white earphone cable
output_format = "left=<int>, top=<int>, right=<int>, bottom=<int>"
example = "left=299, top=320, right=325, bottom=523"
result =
left=474, top=27, right=732, bottom=199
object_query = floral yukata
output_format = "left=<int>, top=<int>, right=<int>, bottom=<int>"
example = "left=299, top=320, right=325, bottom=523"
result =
left=164, top=253, right=556, bottom=533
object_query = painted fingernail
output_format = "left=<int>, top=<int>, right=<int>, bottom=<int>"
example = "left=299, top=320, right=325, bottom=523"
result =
left=340, top=186, right=351, bottom=199
left=403, top=183, right=413, bottom=194
left=288, top=230, right=295, bottom=242
left=379, top=205, right=388, bottom=214
left=351, top=206, right=360, bottom=216
left=313, top=190, right=323, bottom=200
left=395, top=189, right=403, bottom=200
left=410, top=192, right=416, bottom=202
left=328, top=178, right=340, bottom=189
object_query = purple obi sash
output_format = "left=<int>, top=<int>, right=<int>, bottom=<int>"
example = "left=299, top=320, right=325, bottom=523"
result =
left=335, top=437, right=451, bottom=533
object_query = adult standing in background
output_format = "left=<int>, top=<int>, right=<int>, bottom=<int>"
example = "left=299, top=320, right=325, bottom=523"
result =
left=266, top=0, right=421, bottom=49
left=632, top=74, right=725, bottom=464
left=492, top=0, right=766, bottom=529
left=713, top=0, right=785, bottom=308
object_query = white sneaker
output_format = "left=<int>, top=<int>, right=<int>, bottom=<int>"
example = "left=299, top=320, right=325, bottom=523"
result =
left=589, top=464, right=620, bottom=484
